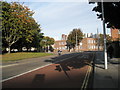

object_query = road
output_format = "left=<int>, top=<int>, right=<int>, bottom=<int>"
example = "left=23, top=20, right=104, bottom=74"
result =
left=2, top=53, right=76, bottom=80
left=2, top=52, right=94, bottom=88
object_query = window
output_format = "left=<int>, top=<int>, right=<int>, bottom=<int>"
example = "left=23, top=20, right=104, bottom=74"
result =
left=88, top=40, right=90, bottom=43
left=80, top=46, right=82, bottom=49
left=88, top=45, right=91, bottom=49
left=91, top=40, right=93, bottom=43
left=92, top=46, right=94, bottom=49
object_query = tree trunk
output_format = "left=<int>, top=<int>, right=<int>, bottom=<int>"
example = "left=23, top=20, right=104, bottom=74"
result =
left=44, top=46, right=46, bottom=52
left=73, top=47, right=75, bottom=52
left=8, top=45, right=11, bottom=54
left=27, top=48, right=29, bottom=52
left=78, top=45, right=79, bottom=52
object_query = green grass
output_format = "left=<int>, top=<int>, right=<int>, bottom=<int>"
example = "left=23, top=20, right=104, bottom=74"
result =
left=1, top=52, right=54, bottom=62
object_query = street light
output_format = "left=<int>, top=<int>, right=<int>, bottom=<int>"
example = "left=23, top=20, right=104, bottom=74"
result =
left=101, top=0, right=108, bottom=69
left=76, top=30, right=78, bottom=52
left=97, top=28, right=100, bottom=51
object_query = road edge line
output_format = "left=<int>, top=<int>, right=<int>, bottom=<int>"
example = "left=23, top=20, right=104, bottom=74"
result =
left=1, top=63, right=52, bottom=83
left=81, top=66, right=90, bottom=89
left=81, top=63, right=92, bottom=90
left=84, top=66, right=92, bottom=88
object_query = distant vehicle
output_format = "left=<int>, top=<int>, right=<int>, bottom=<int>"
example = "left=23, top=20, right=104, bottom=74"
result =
left=58, top=50, right=62, bottom=56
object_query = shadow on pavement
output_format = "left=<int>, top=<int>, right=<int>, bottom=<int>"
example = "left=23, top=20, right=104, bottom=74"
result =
left=94, top=65, right=104, bottom=69
left=108, top=58, right=120, bottom=64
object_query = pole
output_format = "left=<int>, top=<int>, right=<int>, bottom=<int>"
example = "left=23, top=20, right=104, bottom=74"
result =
left=76, top=30, right=77, bottom=52
left=101, top=0, right=108, bottom=69
left=97, top=28, right=100, bottom=51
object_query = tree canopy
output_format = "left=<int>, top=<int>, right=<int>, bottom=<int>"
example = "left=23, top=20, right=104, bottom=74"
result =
left=66, top=28, right=83, bottom=51
left=40, top=36, right=55, bottom=52
left=90, top=1, right=120, bottom=29
left=1, top=1, right=42, bottom=53
left=97, top=33, right=112, bottom=46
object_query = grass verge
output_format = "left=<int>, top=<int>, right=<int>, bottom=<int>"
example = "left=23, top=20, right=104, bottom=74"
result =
left=1, top=52, right=54, bottom=62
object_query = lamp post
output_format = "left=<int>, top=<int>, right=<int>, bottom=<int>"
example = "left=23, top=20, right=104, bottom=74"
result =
left=101, top=0, right=108, bottom=69
left=76, top=30, right=77, bottom=52
left=97, top=28, right=100, bottom=51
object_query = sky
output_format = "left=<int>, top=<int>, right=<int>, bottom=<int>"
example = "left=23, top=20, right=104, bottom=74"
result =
left=5, top=0, right=111, bottom=40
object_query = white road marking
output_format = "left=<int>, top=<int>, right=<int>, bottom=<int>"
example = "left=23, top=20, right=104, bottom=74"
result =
left=1, top=63, right=52, bottom=83
left=0, top=64, right=19, bottom=68
left=1, top=54, right=79, bottom=82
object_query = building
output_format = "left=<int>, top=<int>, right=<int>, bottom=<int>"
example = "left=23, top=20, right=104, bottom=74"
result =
left=53, top=33, right=103, bottom=52
left=61, top=34, right=67, bottom=40
left=111, top=28, right=120, bottom=41
left=109, top=28, right=120, bottom=58
left=53, top=34, right=68, bottom=52
left=78, top=37, right=103, bottom=52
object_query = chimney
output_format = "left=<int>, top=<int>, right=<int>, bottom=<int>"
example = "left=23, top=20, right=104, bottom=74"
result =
left=62, top=34, right=67, bottom=40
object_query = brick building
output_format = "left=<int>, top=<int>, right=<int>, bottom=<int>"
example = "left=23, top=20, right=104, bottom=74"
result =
left=108, top=28, right=120, bottom=58
left=78, top=38, right=103, bottom=51
left=53, top=34, right=103, bottom=52
left=53, top=34, right=68, bottom=52
left=111, top=28, right=120, bottom=41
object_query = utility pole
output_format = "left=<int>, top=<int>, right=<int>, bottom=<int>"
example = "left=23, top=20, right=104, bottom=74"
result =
left=76, top=30, right=77, bottom=52
left=101, top=0, right=108, bottom=69
left=97, top=28, right=100, bottom=51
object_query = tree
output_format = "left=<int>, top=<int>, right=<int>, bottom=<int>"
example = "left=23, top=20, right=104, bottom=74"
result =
left=2, top=1, right=41, bottom=53
left=98, top=33, right=112, bottom=47
left=0, top=1, right=2, bottom=54
left=66, top=28, right=83, bottom=51
left=40, top=36, right=55, bottom=52
left=10, top=22, right=43, bottom=52
left=31, top=33, right=44, bottom=52
left=1, top=1, right=11, bottom=53
left=89, top=1, right=120, bottom=29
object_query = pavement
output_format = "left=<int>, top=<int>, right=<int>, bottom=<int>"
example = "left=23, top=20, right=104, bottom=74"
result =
left=93, top=51, right=119, bottom=89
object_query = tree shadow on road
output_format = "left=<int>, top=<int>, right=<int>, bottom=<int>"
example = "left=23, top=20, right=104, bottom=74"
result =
left=45, top=53, right=93, bottom=80
left=32, top=74, right=45, bottom=87
left=55, top=58, right=92, bottom=80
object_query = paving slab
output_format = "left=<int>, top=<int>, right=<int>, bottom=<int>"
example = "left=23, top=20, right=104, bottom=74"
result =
left=93, top=52, right=119, bottom=89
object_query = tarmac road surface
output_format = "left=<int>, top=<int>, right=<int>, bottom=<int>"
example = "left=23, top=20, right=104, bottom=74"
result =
left=2, top=52, right=94, bottom=88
